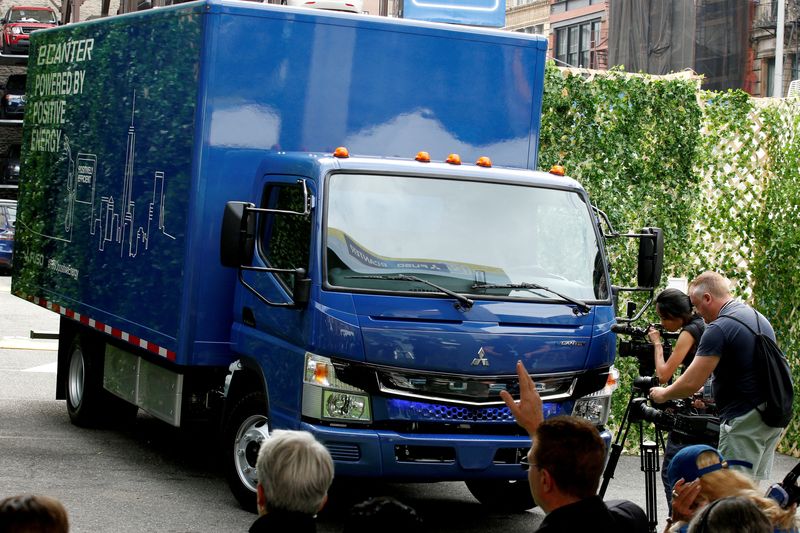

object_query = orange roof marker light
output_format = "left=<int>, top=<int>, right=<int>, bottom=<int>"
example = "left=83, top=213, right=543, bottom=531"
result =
left=549, top=164, right=565, bottom=176
left=446, top=153, right=462, bottom=165
left=476, top=156, right=492, bottom=168
left=333, top=146, right=350, bottom=158
left=415, top=151, right=431, bottom=163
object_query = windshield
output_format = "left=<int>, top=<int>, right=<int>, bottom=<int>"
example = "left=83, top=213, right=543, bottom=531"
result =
left=325, top=174, right=608, bottom=302
left=9, top=9, right=56, bottom=23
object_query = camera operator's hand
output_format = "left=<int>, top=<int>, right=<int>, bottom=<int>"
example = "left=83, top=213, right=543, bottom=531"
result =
left=647, top=325, right=662, bottom=345
left=649, top=386, right=669, bottom=404
left=500, top=360, right=544, bottom=437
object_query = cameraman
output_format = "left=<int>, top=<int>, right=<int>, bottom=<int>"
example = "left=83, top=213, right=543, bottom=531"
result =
left=650, top=272, right=784, bottom=482
left=647, top=288, right=709, bottom=512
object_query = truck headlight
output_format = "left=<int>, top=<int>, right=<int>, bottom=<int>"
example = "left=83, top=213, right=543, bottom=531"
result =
left=11, top=27, right=21, bottom=35
left=303, top=353, right=371, bottom=423
left=571, top=366, right=618, bottom=426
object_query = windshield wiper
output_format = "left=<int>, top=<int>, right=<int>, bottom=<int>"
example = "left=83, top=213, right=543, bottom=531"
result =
left=471, top=282, right=590, bottom=314
left=347, top=274, right=474, bottom=310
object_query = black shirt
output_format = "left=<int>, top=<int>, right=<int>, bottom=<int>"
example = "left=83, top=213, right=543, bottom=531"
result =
left=249, top=511, right=317, bottom=533
left=680, top=314, right=705, bottom=369
left=695, top=300, right=775, bottom=421
left=537, top=496, right=647, bottom=533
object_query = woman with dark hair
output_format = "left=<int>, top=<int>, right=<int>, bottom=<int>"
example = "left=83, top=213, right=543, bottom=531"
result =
left=647, top=287, right=709, bottom=512
left=648, top=288, right=705, bottom=384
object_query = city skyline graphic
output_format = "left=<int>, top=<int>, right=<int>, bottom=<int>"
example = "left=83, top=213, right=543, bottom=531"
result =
left=24, top=90, right=176, bottom=258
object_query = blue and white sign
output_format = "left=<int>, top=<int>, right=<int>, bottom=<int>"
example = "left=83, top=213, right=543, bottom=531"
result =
left=402, top=0, right=505, bottom=28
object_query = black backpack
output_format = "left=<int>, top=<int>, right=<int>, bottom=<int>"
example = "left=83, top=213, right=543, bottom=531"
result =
left=722, top=310, right=794, bottom=428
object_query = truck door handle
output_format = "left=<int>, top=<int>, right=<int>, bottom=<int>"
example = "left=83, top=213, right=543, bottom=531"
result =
left=242, top=307, right=256, bottom=327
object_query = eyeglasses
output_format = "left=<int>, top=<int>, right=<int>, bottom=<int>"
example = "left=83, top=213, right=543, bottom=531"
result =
left=520, top=456, right=540, bottom=471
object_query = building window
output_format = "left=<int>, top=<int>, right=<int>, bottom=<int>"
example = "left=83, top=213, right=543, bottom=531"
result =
left=551, top=0, right=598, bottom=14
left=555, top=19, right=601, bottom=68
left=516, top=24, right=544, bottom=34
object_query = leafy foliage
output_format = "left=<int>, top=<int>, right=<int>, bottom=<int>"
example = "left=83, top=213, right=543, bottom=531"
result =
left=540, top=62, right=800, bottom=454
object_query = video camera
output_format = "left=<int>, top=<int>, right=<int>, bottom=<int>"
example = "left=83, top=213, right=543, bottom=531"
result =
left=629, top=397, right=719, bottom=446
left=612, top=323, right=679, bottom=377
left=766, top=462, right=800, bottom=510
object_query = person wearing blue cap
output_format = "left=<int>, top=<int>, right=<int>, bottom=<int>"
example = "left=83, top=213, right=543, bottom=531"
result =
left=664, top=445, right=798, bottom=533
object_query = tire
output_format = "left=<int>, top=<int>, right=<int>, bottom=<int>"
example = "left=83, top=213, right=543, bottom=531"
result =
left=64, top=334, right=106, bottom=427
left=64, top=333, right=138, bottom=427
left=465, top=478, right=536, bottom=513
left=224, top=391, right=270, bottom=513
left=1, top=41, right=8, bottom=56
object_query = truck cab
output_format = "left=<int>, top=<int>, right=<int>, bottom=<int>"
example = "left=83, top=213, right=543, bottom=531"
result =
left=220, top=150, right=618, bottom=510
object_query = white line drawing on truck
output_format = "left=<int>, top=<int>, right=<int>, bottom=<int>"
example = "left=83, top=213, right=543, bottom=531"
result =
left=22, top=90, right=175, bottom=258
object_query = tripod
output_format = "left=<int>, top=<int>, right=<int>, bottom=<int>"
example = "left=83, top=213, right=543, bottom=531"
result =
left=599, top=389, right=666, bottom=533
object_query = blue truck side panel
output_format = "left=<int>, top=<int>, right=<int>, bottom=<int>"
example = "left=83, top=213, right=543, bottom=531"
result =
left=13, top=1, right=548, bottom=367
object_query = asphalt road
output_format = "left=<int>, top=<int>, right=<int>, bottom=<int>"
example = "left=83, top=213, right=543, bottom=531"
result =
left=1, top=274, right=797, bottom=532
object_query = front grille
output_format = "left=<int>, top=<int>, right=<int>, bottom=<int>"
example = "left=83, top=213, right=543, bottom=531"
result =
left=376, top=367, right=576, bottom=404
left=386, top=398, right=563, bottom=424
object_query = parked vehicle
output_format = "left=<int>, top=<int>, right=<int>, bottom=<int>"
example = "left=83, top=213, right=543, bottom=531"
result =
left=0, top=199, right=15, bottom=271
left=285, top=0, right=363, bottom=13
left=0, top=75, right=26, bottom=119
left=1, top=144, right=20, bottom=186
left=0, top=5, right=58, bottom=55
left=13, top=0, right=662, bottom=513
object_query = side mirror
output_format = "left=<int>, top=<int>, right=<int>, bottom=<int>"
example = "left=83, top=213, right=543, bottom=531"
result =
left=220, top=201, right=255, bottom=268
left=636, top=227, right=663, bottom=290
left=292, top=268, right=311, bottom=306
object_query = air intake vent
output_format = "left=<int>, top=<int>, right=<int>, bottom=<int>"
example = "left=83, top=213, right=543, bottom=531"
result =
left=326, top=442, right=361, bottom=462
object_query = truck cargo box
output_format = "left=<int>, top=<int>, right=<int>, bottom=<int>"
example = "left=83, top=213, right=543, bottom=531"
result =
left=12, top=1, right=547, bottom=367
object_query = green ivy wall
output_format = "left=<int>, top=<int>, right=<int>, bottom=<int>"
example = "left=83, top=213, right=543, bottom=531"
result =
left=539, top=62, right=800, bottom=455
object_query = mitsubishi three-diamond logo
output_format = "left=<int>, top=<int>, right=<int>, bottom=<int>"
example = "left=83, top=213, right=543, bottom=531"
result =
left=471, top=346, right=490, bottom=367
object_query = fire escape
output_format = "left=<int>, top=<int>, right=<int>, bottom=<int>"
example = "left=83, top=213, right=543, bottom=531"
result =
left=753, top=0, right=800, bottom=89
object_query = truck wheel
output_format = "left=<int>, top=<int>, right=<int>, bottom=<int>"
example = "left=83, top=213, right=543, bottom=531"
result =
left=465, top=478, right=536, bottom=512
left=224, top=392, right=270, bottom=512
left=65, top=335, right=105, bottom=427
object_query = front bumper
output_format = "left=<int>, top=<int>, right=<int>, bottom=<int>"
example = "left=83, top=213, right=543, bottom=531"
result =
left=3, top=36, right=29, bottom=54
left=302, top=422, right=612, bottom=480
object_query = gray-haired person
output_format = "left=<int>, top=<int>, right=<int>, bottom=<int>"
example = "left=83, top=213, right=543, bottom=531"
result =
left=250, top=430, right=334, bottom=533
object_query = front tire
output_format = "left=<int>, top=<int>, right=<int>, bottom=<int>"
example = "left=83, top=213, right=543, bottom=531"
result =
left=224, top=392, right=270, bottom=513
left=465, top=478, right=536, bottom=513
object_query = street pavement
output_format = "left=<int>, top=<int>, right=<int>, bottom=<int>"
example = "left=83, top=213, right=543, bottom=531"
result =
left=1, top=274, right=797, bottom=532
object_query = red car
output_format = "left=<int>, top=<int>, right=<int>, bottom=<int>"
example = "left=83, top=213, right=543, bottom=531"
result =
left=1, top=5, right=58, bottom=55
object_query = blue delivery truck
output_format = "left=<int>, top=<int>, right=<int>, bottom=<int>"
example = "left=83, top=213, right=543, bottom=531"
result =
left=12, top=0, right=663, bottom=511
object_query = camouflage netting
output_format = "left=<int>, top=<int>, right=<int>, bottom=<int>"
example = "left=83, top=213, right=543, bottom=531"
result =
left=539, top=62, right=800, bottom=455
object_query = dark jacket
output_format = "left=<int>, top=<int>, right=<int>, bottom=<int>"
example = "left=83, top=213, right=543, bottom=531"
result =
left=537, top=496, right=647, bottom=533
left=249, top=510, right=317, bottom=533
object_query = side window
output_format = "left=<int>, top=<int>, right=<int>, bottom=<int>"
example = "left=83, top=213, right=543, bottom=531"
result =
left=259, top=183, right=311, bottom=291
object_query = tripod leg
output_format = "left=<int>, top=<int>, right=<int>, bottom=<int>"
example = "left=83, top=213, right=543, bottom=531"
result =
left=599, top=393, right=636, bottom=498
left=641, top=440, right=660, bottom=533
